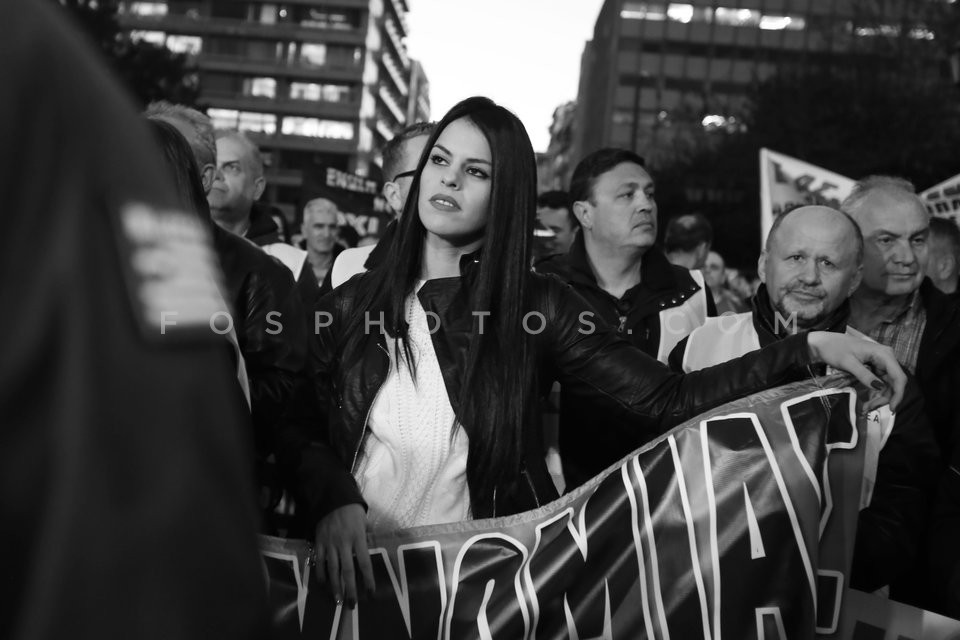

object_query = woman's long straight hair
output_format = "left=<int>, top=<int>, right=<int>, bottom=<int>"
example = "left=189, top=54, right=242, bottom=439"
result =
left=344, top=97, right=539, bottom=516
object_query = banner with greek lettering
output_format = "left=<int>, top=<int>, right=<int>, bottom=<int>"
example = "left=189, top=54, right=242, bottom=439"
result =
left=921, top=173, right=960, bottom=226
left=301, top=165, right=394, bottom=241
left=759, top=149, right=855, bottom=244
left=261, top=376, right=884, bottom=638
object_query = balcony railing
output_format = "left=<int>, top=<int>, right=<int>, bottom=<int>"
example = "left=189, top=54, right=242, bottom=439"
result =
left=200, top=91, right=361, bottom=120
left=198, top=54, right=363, bottom=83
left=379, top=50, right=409, bottom=96
left=382, top=17, right=410, bottom=69
left=245, top=131, right=357, bottom=154
left=120, top=13, right=365, bottom=46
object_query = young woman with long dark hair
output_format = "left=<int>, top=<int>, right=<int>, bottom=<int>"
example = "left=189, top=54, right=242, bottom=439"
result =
left=289, top=97, right=905, bottom=607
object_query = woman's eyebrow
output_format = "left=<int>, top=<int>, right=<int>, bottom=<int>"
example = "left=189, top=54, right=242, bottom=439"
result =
left=434, top=143, right=492, bottom=166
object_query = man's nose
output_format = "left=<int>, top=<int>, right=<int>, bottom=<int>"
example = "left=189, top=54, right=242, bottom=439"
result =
left=891, top=239, right=917, bottom=265
left=798, top=260, right=820, bottom=283
left=634, top=192, right=653, bottom=211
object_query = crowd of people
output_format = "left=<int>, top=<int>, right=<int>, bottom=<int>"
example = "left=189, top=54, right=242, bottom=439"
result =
left=7, top=2, right=960, bottom=637
left=146, top=95, right=958, bottom=617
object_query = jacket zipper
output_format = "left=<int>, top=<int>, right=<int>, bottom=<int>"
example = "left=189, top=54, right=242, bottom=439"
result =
left=617, top=315, right=627, bottom=333
left=350, top=341, right=390, bottom=475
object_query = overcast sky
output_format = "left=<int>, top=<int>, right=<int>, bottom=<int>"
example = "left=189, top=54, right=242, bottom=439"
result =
left=406, top=0, right=606, bottom=153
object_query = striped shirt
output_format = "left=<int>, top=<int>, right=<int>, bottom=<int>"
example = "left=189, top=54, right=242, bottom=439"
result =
left=867, top=290, right=926, bottom=374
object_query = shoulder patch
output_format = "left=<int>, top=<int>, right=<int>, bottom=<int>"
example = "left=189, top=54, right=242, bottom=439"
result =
left=115, top=202, right=230, bottom=342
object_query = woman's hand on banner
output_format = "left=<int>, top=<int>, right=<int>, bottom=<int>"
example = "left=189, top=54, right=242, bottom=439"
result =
left=807, top=331, right=905, bottom=411
left=313, top=503, right=375, bottom=608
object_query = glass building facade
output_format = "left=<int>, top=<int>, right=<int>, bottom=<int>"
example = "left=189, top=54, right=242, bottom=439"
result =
left=573, top=0, right=939, bottom=169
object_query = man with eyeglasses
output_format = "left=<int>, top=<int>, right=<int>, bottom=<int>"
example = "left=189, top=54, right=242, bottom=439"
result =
left=330, top=122, right=435, bottom=288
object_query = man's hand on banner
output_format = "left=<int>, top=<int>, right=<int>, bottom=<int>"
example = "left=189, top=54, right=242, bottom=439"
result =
left=313, top=504, right=376, bottom=609
left=807, top=331, right=905, bottom=411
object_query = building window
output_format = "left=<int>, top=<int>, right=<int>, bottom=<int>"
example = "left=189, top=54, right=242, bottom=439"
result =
left=203, top=72, right=239, bottom=94
left=166, top=35, right=202, bottom=54
left=759, top=15, right=805, bottom=31
left=256, top=3, right=277, bottom=24
left=289, top=82, right=352, bottom=102
left=622, top=3, right=803, bottom=30
left=130, top=30, right=166, bottom=45
left=209, top=108, right=240, bottom=129
left=281, top=117, right=355, bottom=139
left=299, top=8, right=360, bottom=30
left=666, top=3, right=693, bottom=23
left=622, top=2, right=666, bottom=21
left=714, top=8, right=760, bottom=27
left=244, top=77, right=277, bottom=98
left=209, top=108, right=277, bottom=135
left=238, top=111, right=277, bottom=134
left=128, top=1, right=168, bottom=16
left=300, top=43, right=327, bottom=66
left=165, top=1, right=202, bottom=18
left=621, top=2, right=667, bottom=20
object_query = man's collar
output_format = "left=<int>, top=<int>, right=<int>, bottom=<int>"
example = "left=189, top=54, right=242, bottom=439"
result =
left=566, top=233, right=676, bottom=291
left=752, top=284, right=850, bottom=346
left=879, top=289, right=922, bottom=326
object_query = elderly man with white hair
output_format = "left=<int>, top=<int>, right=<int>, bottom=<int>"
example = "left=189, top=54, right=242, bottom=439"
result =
left=301, top=197, right=342, bottom=293
left=842, top=176, right=960, bottom=614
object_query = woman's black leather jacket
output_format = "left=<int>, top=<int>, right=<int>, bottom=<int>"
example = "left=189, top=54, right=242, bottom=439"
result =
left=283, top=251, right=814, bottom=527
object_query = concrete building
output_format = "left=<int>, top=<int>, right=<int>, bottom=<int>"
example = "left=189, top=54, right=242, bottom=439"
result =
left=119, top=0, right=430, bottom=215
left=537, top=100, right=577, bottom=193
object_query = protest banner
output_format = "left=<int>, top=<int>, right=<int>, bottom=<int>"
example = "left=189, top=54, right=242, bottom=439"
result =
left=261, top=376, right=893, bottom=639
left=921, top=173, right=960, bottom=226
left=759, top=149, right=855, bottom=243
left=300, top=165, right=394, bottom=241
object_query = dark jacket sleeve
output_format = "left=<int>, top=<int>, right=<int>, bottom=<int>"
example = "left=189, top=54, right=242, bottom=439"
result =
left=930, top=444, right=960, bottom=618
left=705, top=284, right=718, bottom=318
left=276, top=288, right=365, bottom=529
left=850, top=377, right=939, bottom=592
left=539, top=276, right=812, bottom=439
left=239, top=263, right=310, bottom=454
left=667, top=336, right=690, bottom=373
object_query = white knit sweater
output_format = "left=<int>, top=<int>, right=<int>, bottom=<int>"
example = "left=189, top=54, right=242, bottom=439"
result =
left=353, top=287, right=471, bottom=531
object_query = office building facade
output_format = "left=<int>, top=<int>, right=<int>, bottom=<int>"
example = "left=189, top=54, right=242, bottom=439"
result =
left=119, top=0, right=430, bottom=216
left=568, top=0, right=942, bottom=265
left=572, top=0, right=939, bottom=169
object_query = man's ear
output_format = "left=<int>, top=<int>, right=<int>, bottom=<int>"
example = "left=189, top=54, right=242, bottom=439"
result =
left=200, top=163, right=216, bottom=193
left=757, top=252, right=767, bottom=284
left=945, top=254, right=958, bottom=280
left=933, top=254, right=956, bottom=281
left=382, top=181, right=403, bottom=215
left=848, top=264, right=863, bottom=296
left=253, top=176, right=266, bottom=201
left=572, top=200, right=592, bottom=230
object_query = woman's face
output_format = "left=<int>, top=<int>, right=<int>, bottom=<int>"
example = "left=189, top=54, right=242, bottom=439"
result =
left=417, top=117, right=492, bottom=246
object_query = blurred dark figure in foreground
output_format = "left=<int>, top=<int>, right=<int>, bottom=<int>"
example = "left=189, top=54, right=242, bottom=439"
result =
left=0, top=1, right=267, bottom=637
left=144, top=104, right=317, bottom=534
